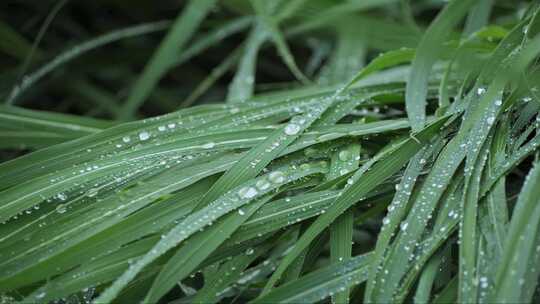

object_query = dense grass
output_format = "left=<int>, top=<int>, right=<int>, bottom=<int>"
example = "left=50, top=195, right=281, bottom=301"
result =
left=1, top=0, right=540, bottom=303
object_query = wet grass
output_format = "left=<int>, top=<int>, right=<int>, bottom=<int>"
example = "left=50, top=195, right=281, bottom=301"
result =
left=1, top=0, right=540, bottom=303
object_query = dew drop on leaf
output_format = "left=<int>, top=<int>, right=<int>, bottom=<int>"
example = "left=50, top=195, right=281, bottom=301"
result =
left=238, top=186, right=258, bottom=199
left=35, top=292, right=46, bottom=300
left=284, top=123, right=300, bottom=135
left=268, top=171, right=285, bottom=184
left=338, top=150, right=351, bottom=161
left=56, top=204, right=67, bottom=214
left=400, top=221, right=409, bottom=231
left=255, top=179, right=271, bottom=190
left=201, top=142, right=215, bottom=149
left=138, top=131, right=150, bottom=141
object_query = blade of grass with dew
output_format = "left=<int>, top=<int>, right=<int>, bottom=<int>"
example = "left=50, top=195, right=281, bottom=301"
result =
left=23, top=236, right=159, bottom=303
left=192, top=243, right=272, bottom=304
left=368, top=130, right=465, bottom=303
left=0, top=179, right=215, bottom=293
left=328, top=143, right=360, bottom=304
left=143, top=195, right=272, bottom=302
left=228, top=190, right=339, bottom=244
left=364, top=144, right=436, bottom=302
left=0, top=89, right=405, bottom=194
left=489, top=161, right=540, bottom=303
left=194, top=93, right=336, bottom=211
left=0, top=155, right=239, bottom=290
left=459, top=31, right=540, bottom=302
left=120, top=0, right=217, bottom=119
left=95, top=162, right=327, bottom=302
left=252, top=253, right=373, bottom=304
left=261, top=116, right=451, bottom=295
left=389, top=175, right=464, bottom=303
left=459, top=89, right=502, bottom=302
left=0, top=127, right=274, bottom=220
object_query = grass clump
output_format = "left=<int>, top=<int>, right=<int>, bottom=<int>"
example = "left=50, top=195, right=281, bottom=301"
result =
left=1, top=0, right=540, bottom=303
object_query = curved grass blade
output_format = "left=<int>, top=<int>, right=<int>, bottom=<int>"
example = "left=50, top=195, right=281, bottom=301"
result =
left=328, top=143, right=360, bottom=304
left=489, top=162, right=540, bottom=303
left=95, top=162, right=327, bottom=303
left=5, top=20, right=171, bottom=105
left=364, top=144, right=435, bottom=302
left=406, top=0, right=476, bottom=131
left=261, top=116, right=451, bottom=295
left=252, top=253, right=373, bottom=304
left=120, top=0, right=217, bottom=119
left=143, top=195, right=271, bottom=303
left=227, top=22, right=268, bottom=103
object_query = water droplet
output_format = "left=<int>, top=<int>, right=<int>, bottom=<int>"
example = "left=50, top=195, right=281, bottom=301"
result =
left=167, top=123, right=176, bottom=129
left=255, top=179, right=271, bottom=190
left=477, top=87, right=486, bottom=95
left=494, top=99, right=502, bottom=106
left=338, top=150, right=351, bottom=161
left=138, top=131, right=150, bottom=141
left=122, top=136, right=131, bottom=143
left=35, top=292, right=46, bottom=299
left=487, top=116, right=495, bottom=125
left=268, top=171, right=285, bottom=184
left=284, top=123, right=300, bottom=135
left=56, top=193, right=67, bottom=201
left=480, top=276, right=488, bottom=288
left=201, top=142, right=215, bottom=149
left=56, top=204, right=67, bottom=214
left=400, top=222, right=409, bottom=231
left=382, top=217, right=390, bottom=225
left=238, top=208, right=245, bottom=215
left=245, top=248, right=254, bottom=255
left=238, top=187, right=258, bottom=199
left=299, top=163, right=311, bottom=170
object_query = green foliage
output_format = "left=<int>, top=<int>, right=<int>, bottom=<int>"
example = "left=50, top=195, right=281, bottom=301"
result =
left=1, top=0, right=540, bottom=303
